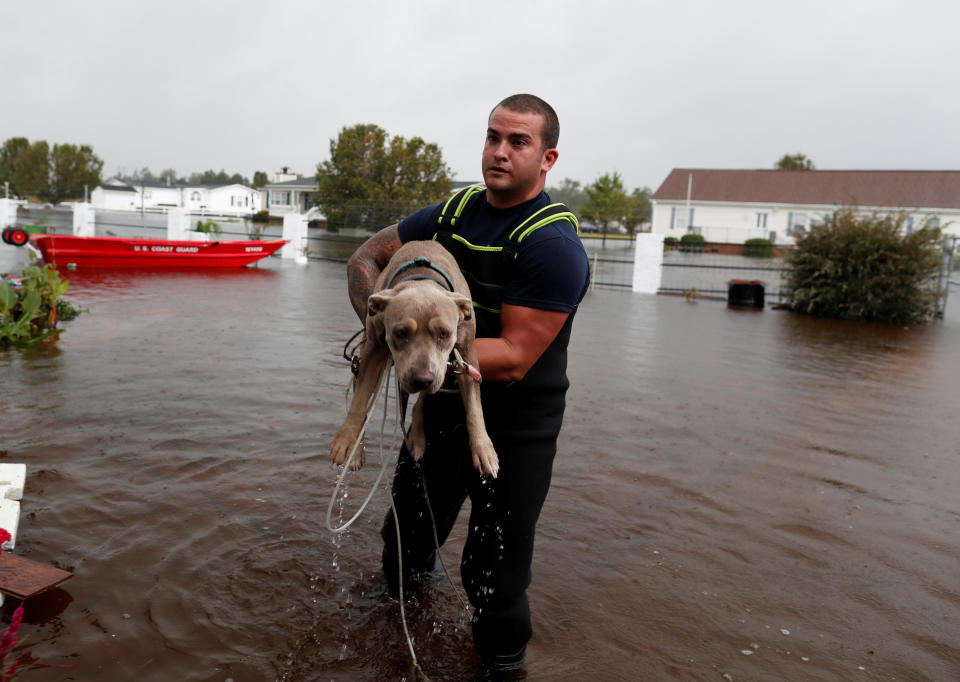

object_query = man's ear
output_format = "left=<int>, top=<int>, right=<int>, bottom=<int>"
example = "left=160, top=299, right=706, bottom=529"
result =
left=447, top=292, right=473, bottom=321
left=540, top=148, right=558, bottom=174
left=368, top=290, right=395, bottom=316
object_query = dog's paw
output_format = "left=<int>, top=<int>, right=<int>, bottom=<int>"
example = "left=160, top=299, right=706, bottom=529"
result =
left=471, top=440, right=500, bottom=479
left=330, top=427, right=365, bottom=470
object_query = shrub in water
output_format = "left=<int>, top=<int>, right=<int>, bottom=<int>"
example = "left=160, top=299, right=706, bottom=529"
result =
left=784, top=209, right=943, bottom=324
left=744, top=238, right=773, bottom=258
left=1, top=262, right=83, bottom=347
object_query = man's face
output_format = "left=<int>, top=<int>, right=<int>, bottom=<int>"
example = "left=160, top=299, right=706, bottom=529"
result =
left=482, top=106, right=557, bottom=207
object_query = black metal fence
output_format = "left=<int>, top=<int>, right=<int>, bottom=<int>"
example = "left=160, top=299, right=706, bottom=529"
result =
left=10, top=206, right=958, bottom=317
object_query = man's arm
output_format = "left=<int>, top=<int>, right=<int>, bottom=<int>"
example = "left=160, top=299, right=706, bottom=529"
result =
left=346, top=224, right=402, bottom=322
left=474, top=303, right=569, bottom=382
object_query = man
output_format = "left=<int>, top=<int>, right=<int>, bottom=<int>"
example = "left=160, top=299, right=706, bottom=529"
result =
left=339, top=94, right=589, bottom=670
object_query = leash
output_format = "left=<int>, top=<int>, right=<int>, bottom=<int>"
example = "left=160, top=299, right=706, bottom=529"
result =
left=325, top=358, right=432, bottom=678
left=328, top=332, right=480, bottom=679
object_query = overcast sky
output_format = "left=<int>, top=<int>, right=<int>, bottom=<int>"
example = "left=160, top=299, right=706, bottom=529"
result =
left=3, top=0, right=958, bottom=193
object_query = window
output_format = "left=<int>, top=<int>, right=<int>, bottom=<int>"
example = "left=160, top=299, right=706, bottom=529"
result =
left=191, top=191, right=201, bottom=201
left=230, top=196, right=235, bottom=207
left=931, top=216, right=941, bottom=229
left=787, top=212, right=807, bottom=235
left=271, top=191, right=291, bottom=206
left=906, top=216, right=914, bottom=235
left=669, top=206, right=693, bottom=231
left=756, top=212, right=768, bottom=229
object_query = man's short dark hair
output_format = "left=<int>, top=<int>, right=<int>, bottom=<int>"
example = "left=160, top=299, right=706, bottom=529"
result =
left=492, top=94, right=559, bottom=151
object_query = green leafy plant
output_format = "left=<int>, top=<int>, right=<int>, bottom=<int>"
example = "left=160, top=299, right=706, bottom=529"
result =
left=744, top=238, right=773, bottom=258
left=250, top=209, right=270, bottom=223
left=1, top=261, right=83, bottom=348
left=679, top=233, right=705, bottom=253
left=194, top=219, right=221, bottom=238
left=784, top=209, right=943, bottom=324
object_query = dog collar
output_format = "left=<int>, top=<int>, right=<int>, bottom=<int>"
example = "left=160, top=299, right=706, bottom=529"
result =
left=386, top=256, right=455, bottom=291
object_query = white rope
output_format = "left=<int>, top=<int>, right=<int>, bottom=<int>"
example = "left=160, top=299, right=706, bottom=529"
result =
left=325, top=357, right=396, bottom=534
left=325, top=354, right=475, bottom=679
left=324, top=357, right=431, bottom=678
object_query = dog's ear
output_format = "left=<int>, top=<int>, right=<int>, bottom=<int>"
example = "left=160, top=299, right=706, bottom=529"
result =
left=368, top=290, right=395, bottom=317
left=447, top=292, right=473, bottom=321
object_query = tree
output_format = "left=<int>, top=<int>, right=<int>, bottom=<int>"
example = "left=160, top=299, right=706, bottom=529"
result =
left=129, top=166, right=157, bottom=182
left=158, top=168, right=178, bottom=185
left=546, top=178, right=587, bottom=212
left=252, top=170, right=269, bottom=189
left=186, top=169, right=250, bottom=186
left=775, top=153, right=815, bottom=170
left=581, top=172, right=632, bottom=242
left=11, top=140, right=50, bottom=200
left=0, top=137, right=30, bottom=195
left=48, top=144, right=103, bottom=204
left=316, top=123, right=453, bottom=231
left=623, top=186, right=652, bottom=235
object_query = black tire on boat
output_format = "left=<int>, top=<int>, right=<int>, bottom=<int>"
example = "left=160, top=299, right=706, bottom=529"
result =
left=1, top=227, right=13, bottom=245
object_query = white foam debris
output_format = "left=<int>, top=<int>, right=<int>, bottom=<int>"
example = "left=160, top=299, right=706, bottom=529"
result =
left=858, top=666, right=865, bottom=671
left=722, top=674, right=734, bottom=681
left=781, top=628, right=791, bottom=635
left=741, top=649, right=754, bottom=656
left=801, top=657, right=810, bottom=662
left=751, top=643, right=760, bottom=650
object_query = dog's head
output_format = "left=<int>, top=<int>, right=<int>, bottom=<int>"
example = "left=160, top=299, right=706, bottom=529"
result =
left=367, top=284, right=473, bottom=395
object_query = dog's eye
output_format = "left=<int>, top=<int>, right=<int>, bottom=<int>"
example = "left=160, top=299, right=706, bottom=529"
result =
left=394, top=329, right=408, bottom=341
left=437, top=329, right=450, bottom=340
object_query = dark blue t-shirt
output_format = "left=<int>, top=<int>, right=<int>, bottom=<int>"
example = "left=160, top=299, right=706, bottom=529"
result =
left=398, top=190, right=590, bottom=313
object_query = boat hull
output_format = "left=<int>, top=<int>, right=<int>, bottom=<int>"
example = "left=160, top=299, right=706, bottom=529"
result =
left=31, top=235, right=286, bottom=269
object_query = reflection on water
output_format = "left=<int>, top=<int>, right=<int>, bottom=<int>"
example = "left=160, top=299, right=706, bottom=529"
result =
left=1, top=260, right=959, bottom=681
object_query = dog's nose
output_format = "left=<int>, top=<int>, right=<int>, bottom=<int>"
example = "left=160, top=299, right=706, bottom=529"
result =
left=408, top=369, right=436, bottom=392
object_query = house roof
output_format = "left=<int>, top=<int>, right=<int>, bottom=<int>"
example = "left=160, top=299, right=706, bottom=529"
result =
left=263, top=177, right=318, bottom=189
left=651, top=169, right=960, bottom=210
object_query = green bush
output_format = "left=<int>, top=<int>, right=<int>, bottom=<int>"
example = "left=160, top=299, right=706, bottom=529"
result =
left=195, top=219, right=221, bottom=238
left=784, top=209, right=942, bottom=324
left=744, top=238, right=773, bottom=258
left=679, top=233, right=705, bottom=252
left=1, top=262, right=83, bottom=347
left=251, top=209, right=270, bottom=223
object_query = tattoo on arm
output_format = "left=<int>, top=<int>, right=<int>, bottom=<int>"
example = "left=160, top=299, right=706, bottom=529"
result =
left=347, top=225, right=401, bottom=321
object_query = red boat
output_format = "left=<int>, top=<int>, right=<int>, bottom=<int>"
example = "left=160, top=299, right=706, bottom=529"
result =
left=29, top=234, right=286, bottom=269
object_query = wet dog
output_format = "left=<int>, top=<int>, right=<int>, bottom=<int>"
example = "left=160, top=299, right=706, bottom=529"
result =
left=329, top=241, right=499, bottom=478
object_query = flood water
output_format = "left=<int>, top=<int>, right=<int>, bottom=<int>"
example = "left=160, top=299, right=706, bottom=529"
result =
left=2, top=248, right=959, bottom=681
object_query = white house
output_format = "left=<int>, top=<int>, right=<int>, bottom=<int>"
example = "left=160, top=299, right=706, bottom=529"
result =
left=650, top=169, right=960, bottom=244
left=91, top=178, right=262, bottom=217
left=261, top=169, right=320, bottom=219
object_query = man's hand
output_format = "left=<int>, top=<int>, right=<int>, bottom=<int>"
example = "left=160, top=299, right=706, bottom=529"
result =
left=346, top=224, right=402, bottom=322
left=475, top=304, right=569, bottom=382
